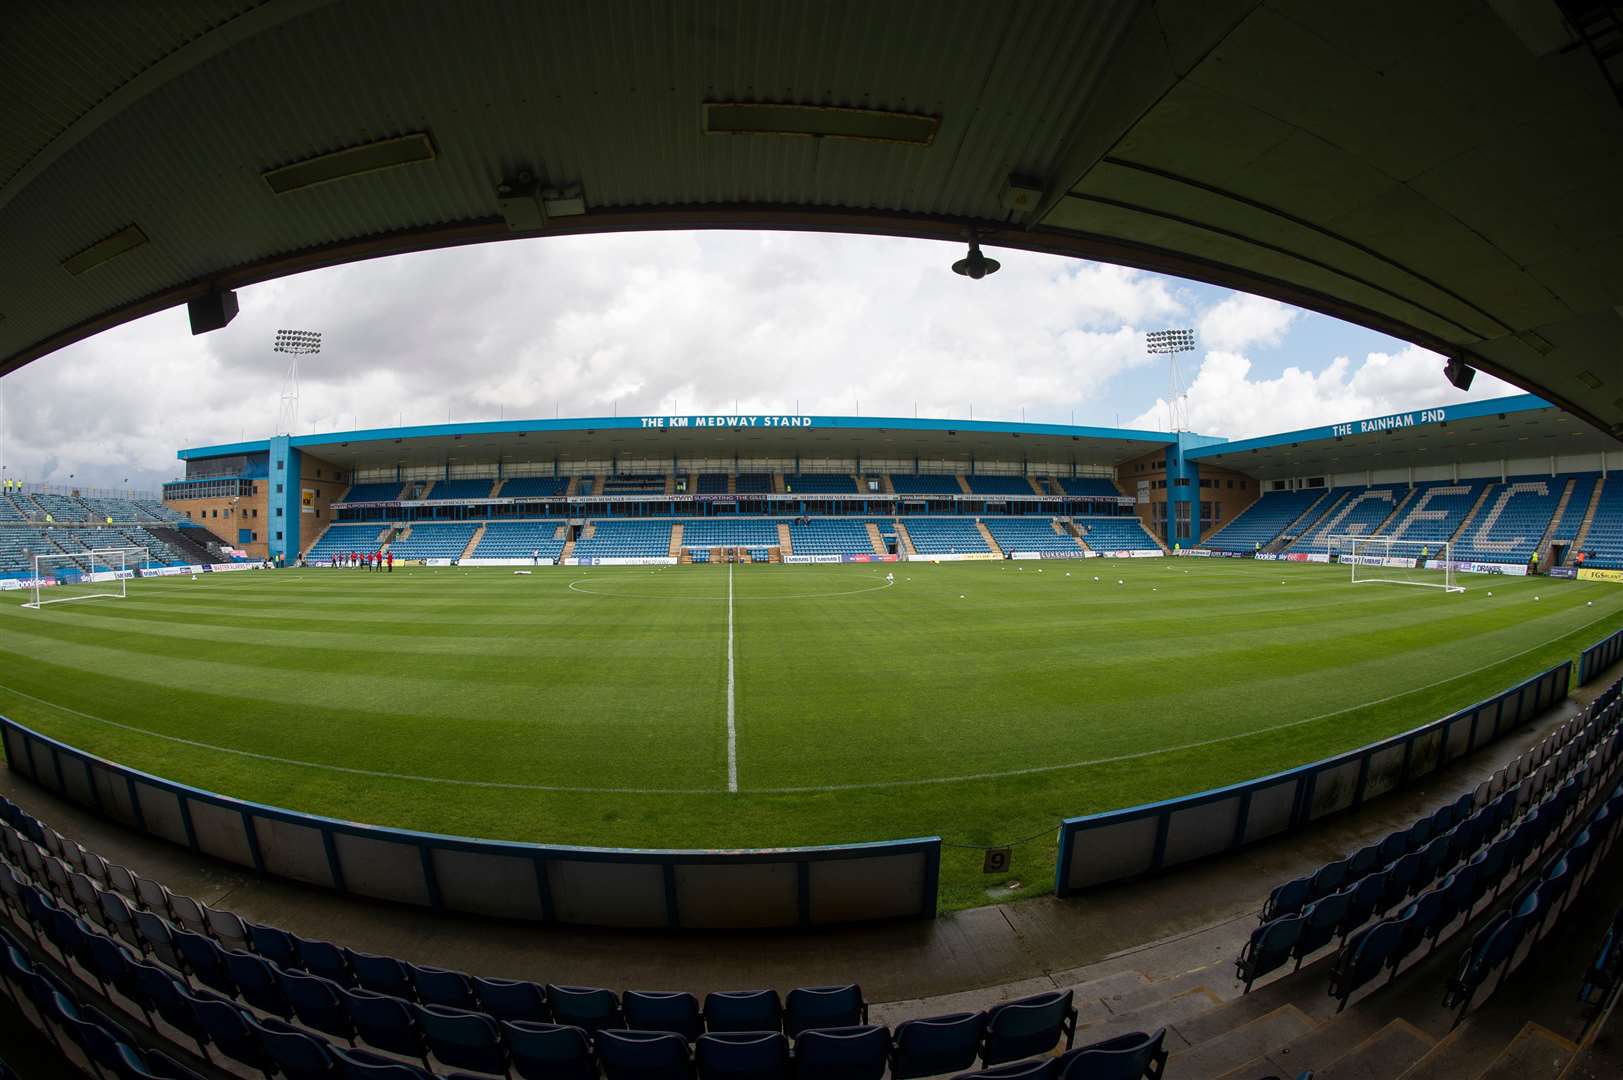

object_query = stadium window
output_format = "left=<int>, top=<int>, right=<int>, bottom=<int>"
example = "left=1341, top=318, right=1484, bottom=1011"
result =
left=275, top=531, right=282, bottom=541
left=275, top=507, right=283, bottom=517
left=276, top=460, right=284, bottom=471
left=275, top=483, right=283, bottom=494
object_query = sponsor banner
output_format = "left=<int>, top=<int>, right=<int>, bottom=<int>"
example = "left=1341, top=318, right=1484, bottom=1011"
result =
left=82, top=570, right=136, bottom=584
left=1105, top=549, right=1163, bottom=559
left=1549, top=567, right=1578, bottom=579
left=1283, top=552, right=1310, bottom=563
left=1344, top=554, right=1418, bottom=569
left=785, top=554, right=841, bottom=564
left=0, top=578, right=42, bottom=591
left=142, top=565, right=197, bottom=577
left=459, top=557, right=556, bottom=567
left=423, top=558, right=456, bottom=567
left=1007, top=551, right=1045, bottom=560
left=1306, top=553, right=1331, bottom=564
left=207, top=562, right=255, bottom=573
left=300, top=489, right=315, bottom=514
left=1424, top=560, right=1528, bottom=577
left=1579, top=568, right=1623, bottom=583
left=1254, top=553, right=1280, bottom=562
left=1037, top=550, right=1091, bottom=560
left=909, top=552, right=999, bottom=562
left=844, top=553, right=898, bottom=563
left=1173, top=549, right=1211, bottom=557
left=565, top=556, right=679, bottom=567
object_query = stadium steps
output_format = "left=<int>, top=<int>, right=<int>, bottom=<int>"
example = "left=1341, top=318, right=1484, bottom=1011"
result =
left=1274, top=489, right=1332, bottom=550
left=1538, top=479, right=1578, bottom=564
left=460, top=524, right=486, bottom=560
left=669, top=523, right=684, bottom=557
left=725, top=474, right=735, bottom=495
left=561, top=535, right=577, bottom=560
left=975, top=520, right=1003, bottom=556
left=1049, top=518, right=1087, bottom=553
left=1474, top=1023, right=1578, bottom=1079
left=894, top=520, right=918, bottom=556
left=865, top=521, right=886, bottom=554
left=417, top=480, right=435, bottom=500
left=777, top=522, right=792, bottom=555
left=564, top=475, right=579, bottom=497
left=957, top=474, right=973, bottom=494
left=1447, top=483, right=1500, bottom=547
left=387, top=524, right=409, bottom=547
left=772, top=472, right=786, bottom=493
left=878, top=473, right=895, bottom=494
left=144, top=525, right=218, bottom=566
left=1284, top=489, right=1353, bottom=552
left=1026, top=475, right=1046, bottom=495
left=301, top=522, right=333, bottom=558
left=1370, top=485, right=1422, bottom=537
left=1571, top=476, right=1606, bottom=559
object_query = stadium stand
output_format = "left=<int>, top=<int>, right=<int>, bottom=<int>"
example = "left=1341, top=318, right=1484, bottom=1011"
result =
left=1583, top=479, right=1623, bottom=569
left=1380, top=479, right=1490, bottom=547
left=471, top=521, right=565, bottom=560
left=1451, top=478, right=1564, bottom=566
left=304, top=523, right=390, bottom=561
left=681, top=519, right=780, bottom=549
left=1550, top=474, right=1598, bottom=558
left=1288, top=484, right=1409, bottom=551
left=1075, top=516, right=1160, bottom=553
left=891, top=474, right=963, bottom=496
left=572, top=520, right=673, bottom=559
left=0, top=494, right=24, bottom=521
left=387, top=523, right=479, bottom=559
left=29, top=493, right=88, bottom=522
left=600, top=474, right=667, bottom=495
left=496, top=476, right=569, bottom=499
left=981, top=517, right=1083, bottom=554
left=902, top=517, right=991, bottom=554
left=695, top=473, right=730, bottom=494
left=426, top=479, right=497, bottom=501
left=783, top=473, right=856, bottom=494
left=1052, top=476, right=1121, bottom=499
left=342, top=482, right=405, bottom=503
left=1202, top=489, right=1323, bottom=553
left=786, top=518, right=877, bottom=557
left=735, top=472, right=773, bottom=494
left=964, top=474, right=1035, bottom=496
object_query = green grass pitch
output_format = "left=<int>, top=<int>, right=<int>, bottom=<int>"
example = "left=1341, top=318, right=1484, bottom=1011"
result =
left=1, top=559, right=1619, bottom=911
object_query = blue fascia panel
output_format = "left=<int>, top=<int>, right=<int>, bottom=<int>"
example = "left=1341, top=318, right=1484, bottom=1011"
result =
left=1183, top=394, right=1550, bottom=460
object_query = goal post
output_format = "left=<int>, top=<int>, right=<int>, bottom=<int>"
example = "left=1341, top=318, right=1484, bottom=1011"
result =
left=23, top=549, right=137, bottom=609
left=1327, top=535, right=1463, bottom=592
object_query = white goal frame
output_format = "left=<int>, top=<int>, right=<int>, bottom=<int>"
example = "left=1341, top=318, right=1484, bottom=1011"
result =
left=23, top=548, right=146, bottom=609
left=1328, top=535, right=1463, bottom=593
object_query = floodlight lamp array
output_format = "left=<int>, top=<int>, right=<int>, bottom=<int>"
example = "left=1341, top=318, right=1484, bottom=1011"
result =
left=1145, top=328, right=1196, bottom=354
left=273, top=329, right=322, bottom=355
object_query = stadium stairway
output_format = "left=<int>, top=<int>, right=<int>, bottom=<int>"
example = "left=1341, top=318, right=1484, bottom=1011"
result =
left=1276, top=491, right=1332, bottom=549
left=1446, top=484, right=1500, bottom=547
left=975, top=520, right=1003, bottom=556
left=777, top=522, right=792, bottom=555
left=1374, top=485, right=1423, bottom=537
left=669, top=523, right=684, bottom=557
left=865, top=521, right=887, bottom=555
left=1572, top=476, right=1605, bottom=559
left=460, top=524, right=486, bottom=561
left=1538, top=479, right=1579, bottom=563
left=893, top=520, right=918, bottom=556
left=143, top=526, right=217, bottom=567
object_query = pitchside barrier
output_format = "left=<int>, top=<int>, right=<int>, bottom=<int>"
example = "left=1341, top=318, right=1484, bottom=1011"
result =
left=0, top=718, right=940, bottom=928
left=1054, top=661, right=1572, bottom=896
left=1580, top=627, right=1623, bottom=687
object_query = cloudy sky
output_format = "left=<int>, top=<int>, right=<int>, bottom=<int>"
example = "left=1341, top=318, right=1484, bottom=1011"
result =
left=0, top=230, right=1520, bottom=492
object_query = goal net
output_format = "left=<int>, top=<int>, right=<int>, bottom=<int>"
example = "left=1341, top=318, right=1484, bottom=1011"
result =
left=1327, top=536, right=1463, bottom=592
left=23, top=548, right=145, bottom=609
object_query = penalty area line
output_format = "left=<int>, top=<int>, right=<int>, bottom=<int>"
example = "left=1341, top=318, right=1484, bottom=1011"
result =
left=726, top=561, right=738, bottom=793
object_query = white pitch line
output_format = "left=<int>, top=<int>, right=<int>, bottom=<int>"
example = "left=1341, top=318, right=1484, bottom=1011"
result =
left=726, top=561, right=739, bottom=793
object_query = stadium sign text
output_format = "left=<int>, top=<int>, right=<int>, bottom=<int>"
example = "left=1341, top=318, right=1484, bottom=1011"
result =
left=640, top=415, right=813, bottom=429
left=1331, top=407, right=1447, bottom=438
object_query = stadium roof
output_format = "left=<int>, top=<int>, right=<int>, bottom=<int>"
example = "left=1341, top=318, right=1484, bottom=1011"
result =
left=4, top=2, right=1622, bottom=438
left=1184, top=393, right=1617, bottom=476
left=178, top=416, right=1182, bottom=471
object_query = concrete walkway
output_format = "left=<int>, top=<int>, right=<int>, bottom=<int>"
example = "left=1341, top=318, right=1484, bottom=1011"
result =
left=0, top=670, right=1612, bottom=1019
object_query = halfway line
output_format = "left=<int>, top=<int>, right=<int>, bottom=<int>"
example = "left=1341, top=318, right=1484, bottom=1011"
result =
left=726, top=561, right=738, bottom=793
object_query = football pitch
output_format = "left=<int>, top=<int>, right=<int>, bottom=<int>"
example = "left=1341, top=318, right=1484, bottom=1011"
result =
left=1, top=559, right=1620, bottom=910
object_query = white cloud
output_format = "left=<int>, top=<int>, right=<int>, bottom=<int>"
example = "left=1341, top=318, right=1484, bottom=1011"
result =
left=1196, top=293, right=1297, bottom=353
left=1128, top=345, right=1520, bottom=438
left=0, top=233, right=1189, bottom=489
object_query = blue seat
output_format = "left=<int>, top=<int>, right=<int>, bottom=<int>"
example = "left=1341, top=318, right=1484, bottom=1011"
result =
left=695, top=1030, right=792, bottom=1080
left=1294, top=891, right=1351, bottom=966
left=624, top=990, right=703, bottom=1041
left=298, top=937, right=353, bottom=986
left=548, top=983, right=624, bottom=1031
left=346, top=949, right=413, bottom=999
left=131, top=909, right=183, bottom=972
left=981, top=991, right=1076, bottom=1066
left=890, top=1012, right=985, bottom=1078
left=49, top=990, right=134, bottom=1079
left=114, top=1045, right=208, bottom=1080
left=83, top=931, right=142, bottom=1003
left=1329, top=919, right=1405, bottom=1010
left=473, top=976, right=549, bottom=1024
left=1346, top=845, right=1381, bottom=879
left=1397, top=889, right=1448, bottom=961
left=1236, top=916, right=1304, bottom=992
left=330, top=1045, right=434, bottom=1080
left=793, top=1024, right=890, bottom=1080
left=95, top=889, right=142, bottom=951
left=784, top=985, right=865, bottom=1037
left=1056, top=1028, right=1167, bottom=1079
left=1259, top=876, right=1311, bottom=922
left=341, top=986, right=426, bottom=1062
left=414, top=1003, right=505, bottom=1074
left=597, top=1028, right=693, bottom=1079
left=411, top=964, right=479, bottom=1010
left=224, top=949, right=292, bottom=1018
left=1443, top=910, right=1523, bottom=1014
left=501, top=1020, right=595, bottom=1080
left=173, top=928, right=236, bottom=997
left=248, top=922, right=300, bottom=970
left=190, top=990, right=272, bottom=1073
left=277, top=968, right=356, bottom=1043
left=1343, top=871, right=1388, bottom=935
left=130, top=960, right=209, bottom=1057
left=705, top=990, right=781, bottom=1033
left=252, top=1014, right=337, bottom=1080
